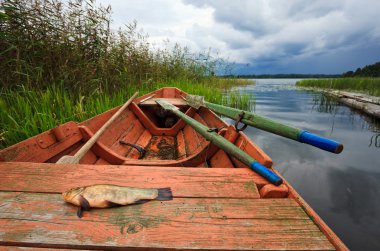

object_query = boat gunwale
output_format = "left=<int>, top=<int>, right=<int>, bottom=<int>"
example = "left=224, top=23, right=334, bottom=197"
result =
left=0, top=87, right=348, bottom=250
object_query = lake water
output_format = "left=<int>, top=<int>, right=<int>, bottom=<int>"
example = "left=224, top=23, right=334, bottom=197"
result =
left=224, top=79, right=380, bottom=250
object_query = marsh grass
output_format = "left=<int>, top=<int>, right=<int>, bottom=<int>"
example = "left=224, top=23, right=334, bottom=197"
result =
left=0, top=0, right=225, bottom=91
left=0, top=0, right=255, bottom=148
left=0, top=78, right=255, bottom=148
left=296, top=78, right=380, bottom=97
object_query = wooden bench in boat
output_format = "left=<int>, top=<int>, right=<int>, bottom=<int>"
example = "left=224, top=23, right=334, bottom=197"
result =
left=0, top=162, right=335, bottom=250
left=138, top=97, right=188, bottom=106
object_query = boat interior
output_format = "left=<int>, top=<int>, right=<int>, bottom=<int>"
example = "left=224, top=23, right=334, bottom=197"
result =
left=0, top=88, right=347, bottom=250
left=0, top=88, right=272, bottom=169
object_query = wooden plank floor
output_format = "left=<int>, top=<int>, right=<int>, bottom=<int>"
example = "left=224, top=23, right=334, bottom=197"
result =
left=0, top=162, right=334, bottom=250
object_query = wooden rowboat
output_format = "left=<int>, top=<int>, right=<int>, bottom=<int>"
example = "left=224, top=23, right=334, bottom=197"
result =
left=0, top=87, right=347, bottom=250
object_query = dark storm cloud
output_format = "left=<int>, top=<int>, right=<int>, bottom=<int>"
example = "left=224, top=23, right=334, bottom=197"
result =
left=182, top=0, right=380, bottom=73
left=102, top=0, right=380, bottom=73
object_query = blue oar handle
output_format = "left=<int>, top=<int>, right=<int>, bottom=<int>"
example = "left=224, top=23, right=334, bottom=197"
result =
left=298, top=131, right=343, bottom=154
left=250, top=162, right=283, bottom=186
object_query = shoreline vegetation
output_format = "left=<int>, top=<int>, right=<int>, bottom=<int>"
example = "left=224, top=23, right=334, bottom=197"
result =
left=296, top=78, right=380, bottom=97
left=0, top=79, right=254, bottom=148
left=296, top=78, right=380, bottom=119
left=0, top=0, right=254, bottom=148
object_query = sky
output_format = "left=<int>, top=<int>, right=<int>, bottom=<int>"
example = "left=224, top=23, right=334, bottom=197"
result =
left=98, top=0, right=380, bottom=75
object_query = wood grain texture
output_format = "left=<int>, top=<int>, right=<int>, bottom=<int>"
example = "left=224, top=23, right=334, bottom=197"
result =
left=0, top=122, right=82, bottom=163
left=176, top=131, right=186, bottom=160
left=0, top=192, right=334, bottom=250
left=126, top=130, right=152, bottom=159
left=138, top=98, right=187, bottom=106
left=0, top=162, right=260, bottom=198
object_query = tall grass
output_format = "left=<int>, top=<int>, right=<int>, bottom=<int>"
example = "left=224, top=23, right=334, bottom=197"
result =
left=0, top=79, right=255, bottom=148
left=296, top=78, right=380, bottom=97
left=0, top=0, right=224, bottom=92
left=0, top=0, right=255, bottom=148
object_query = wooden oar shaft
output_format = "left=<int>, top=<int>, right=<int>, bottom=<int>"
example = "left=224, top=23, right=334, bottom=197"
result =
left=57, top=91, right=139, bottom=164
left=156, top=99, right=282, bottom=185
left=203, top=101, right=343, bottom=154
left=205, top=101, right=300, bottom=139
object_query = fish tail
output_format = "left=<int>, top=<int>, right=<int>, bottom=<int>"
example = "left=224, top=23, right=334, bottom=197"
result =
left=156, top=187, right=173, bottom=201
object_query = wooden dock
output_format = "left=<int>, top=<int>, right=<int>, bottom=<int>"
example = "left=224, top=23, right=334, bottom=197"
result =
left=0, top=162, right=335, bottom=250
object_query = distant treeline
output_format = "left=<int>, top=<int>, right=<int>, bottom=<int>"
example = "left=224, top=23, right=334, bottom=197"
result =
left=222, top=74, right=340, bottom=79
left=225, top=60, right=380, bottom=78
left=343, top=61, right=380, bottom=77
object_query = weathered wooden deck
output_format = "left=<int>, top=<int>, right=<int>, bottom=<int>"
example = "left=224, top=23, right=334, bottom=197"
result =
left=0, top=162, right=335, bottom=250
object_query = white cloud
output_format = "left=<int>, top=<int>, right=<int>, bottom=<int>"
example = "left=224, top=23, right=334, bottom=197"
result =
left=97, top=0, right=380, bottom=73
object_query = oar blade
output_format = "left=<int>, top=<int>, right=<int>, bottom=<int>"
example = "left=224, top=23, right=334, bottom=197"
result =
left=155, top=99, right=179, bottom=111
left=56, top=155, right=79, bottom=164
left=185, top=95, right=205, bottom=109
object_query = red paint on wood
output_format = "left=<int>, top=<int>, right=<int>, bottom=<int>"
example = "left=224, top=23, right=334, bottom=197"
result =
left=0, top=162, right=260, bottom=198
left=176, top=130, right=186, bottom=160
left=0, top=122, right=81, bottom=163
left=0, top=192, right=335, bottom=250
left=198, top=107, right=224, bottom=128
left=126, top=130, right=152, bottom=159
left=97, top=110, right=138, bottom=148
left=130, top=103, right=196, bottom=136
left=162, top=88, right=176, bottom=98
left=260, top=184, right=289, bottom=198
left=232, top=135, right=273, bottom=168
left=183, top=125, right=200, bottom=155
left=223, top=125, right=240, bottom=143
left=210, top=150, right=234, bottom=168
left=78, top=126, right=124, bottom=165
left=94, top=158, right=110, bottom=165
left=209, top=126, right=239, bottom=168
left=109, top=118, right=145, bottom=157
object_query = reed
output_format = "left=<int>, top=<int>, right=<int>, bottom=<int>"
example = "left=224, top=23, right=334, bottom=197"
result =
left=0, top=0, right=256, bottom=148
left=0, top=0, right=225, bottom=92
left=296, top=78, right=380, bottom=97
left=0, top=80, right=255, bottom=148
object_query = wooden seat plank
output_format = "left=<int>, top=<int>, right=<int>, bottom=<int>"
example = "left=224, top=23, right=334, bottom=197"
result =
left=0, top=192, right=334, bottom=250
left=0, top=162, right=259, bottom=198
left=139, top=98, right=187, bottom=106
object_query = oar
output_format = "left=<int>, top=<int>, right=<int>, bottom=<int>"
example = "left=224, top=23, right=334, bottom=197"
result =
left=156, top=99, right=282, bottom=186
left=56, top=92, right=139, bottom=164
left=185, top=95, right=343, bottom=154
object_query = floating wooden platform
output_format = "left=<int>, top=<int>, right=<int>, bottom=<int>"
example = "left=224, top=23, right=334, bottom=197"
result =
left=0, top=162, right=338, bottom=250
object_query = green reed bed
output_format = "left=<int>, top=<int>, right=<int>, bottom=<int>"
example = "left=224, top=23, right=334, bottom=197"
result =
left=0, top=79, right=255, bottom=148
left=0, top=0, right=255, bottom=148
left=296, top=78, right=380, bottom=97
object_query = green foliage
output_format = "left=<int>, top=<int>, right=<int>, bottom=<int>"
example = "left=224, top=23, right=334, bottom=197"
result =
left=231, top=74, right=340, bottom=79
left=0, top=0, right=225, bottom=92
left=0, top=79, right=255, bottom=148
left=0, top=0, right=255, bottom=148
left=342, top=61, right=380, bottom=77
left=296, top=78, right=380, bottom=97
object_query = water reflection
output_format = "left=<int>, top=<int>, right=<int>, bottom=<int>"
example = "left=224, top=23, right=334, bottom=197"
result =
left=311, top=92, right=340, bottom=114
left=225, top=79, right=380, bottom=250
left=327, top=168, right=380, bottom=222
left=369, top=134, right=380, bottom=148
left=310, top=91, right=380, bottom=148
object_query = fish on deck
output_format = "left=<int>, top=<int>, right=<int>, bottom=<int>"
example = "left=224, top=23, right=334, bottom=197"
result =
left=62, top=184, right=173, bottom=218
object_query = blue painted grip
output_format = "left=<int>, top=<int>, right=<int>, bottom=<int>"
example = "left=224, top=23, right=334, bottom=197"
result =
left=298, top=131, right=343, bottom=154
left=250, top=162, right=282, bottom=186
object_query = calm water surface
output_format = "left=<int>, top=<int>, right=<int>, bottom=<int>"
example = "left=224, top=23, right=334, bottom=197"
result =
left=225, top=79, right=380, bottom=250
